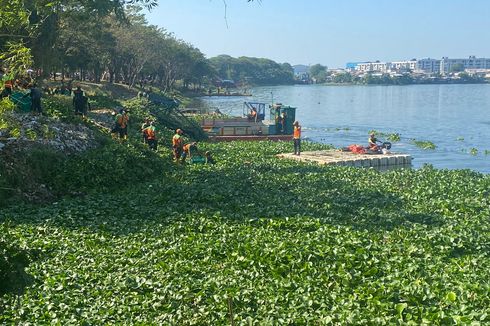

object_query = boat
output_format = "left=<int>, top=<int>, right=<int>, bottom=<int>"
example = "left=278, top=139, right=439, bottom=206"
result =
left=206, top=89, right=252, bottom=97
left=206, top=93, right=253, bottom=97
left=201, top=102, right=297, bottom=141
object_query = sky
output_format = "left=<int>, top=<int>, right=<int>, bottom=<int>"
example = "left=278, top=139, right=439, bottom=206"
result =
left=145, top=0, right=490, bottom=68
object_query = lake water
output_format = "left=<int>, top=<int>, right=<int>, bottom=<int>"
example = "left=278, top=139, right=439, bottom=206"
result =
left=198, top=84, right=490, bottom=173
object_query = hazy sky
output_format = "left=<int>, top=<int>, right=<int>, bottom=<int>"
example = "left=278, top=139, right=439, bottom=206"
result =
left=145, top=0, right=490, bottom=68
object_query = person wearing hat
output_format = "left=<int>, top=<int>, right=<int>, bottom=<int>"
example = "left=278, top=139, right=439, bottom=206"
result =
left=293, top=120, right=302, bottom=155
left=143, top=120, right=158, bottom=150
left=172, top=128, right=184, bottom=161
left=368, top=132, right=379, bottom=151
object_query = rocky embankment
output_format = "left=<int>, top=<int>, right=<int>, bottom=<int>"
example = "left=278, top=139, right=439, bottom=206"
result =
left=0, top=112, right=101, bottom=202
left=0, top=113, right=98, bottom=153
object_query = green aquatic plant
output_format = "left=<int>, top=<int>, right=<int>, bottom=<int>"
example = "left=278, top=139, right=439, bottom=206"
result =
left=25, top=129, right=37, bottom=140
left=470, top=148, right=478, bottom=156
left=369, top=130, right=400, bottom=143
left=0, top=140, right=489, bottom=324
left=411, top=139, right=436, bottom=150
left=456, top=136, right=464, bottom=141
left=387, top=133, right=401, bottom=142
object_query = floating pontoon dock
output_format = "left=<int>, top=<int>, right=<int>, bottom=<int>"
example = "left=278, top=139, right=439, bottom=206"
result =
left=278, top=150, right=412, bottom=169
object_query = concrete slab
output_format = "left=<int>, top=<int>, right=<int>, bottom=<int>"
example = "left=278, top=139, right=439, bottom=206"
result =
left=277, top=150, right=412, bottom=170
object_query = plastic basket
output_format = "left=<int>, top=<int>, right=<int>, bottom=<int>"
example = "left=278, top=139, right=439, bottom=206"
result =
left=10, top=92, right=31, bottom=112
left=190, top=156, right=206, bottom=164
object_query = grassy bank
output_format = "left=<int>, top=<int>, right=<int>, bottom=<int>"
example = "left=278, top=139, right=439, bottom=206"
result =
left=1, top=139, right=489, bottom=324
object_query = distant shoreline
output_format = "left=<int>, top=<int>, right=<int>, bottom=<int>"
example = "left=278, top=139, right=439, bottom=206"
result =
left=311, top=81, right=490, bottom=87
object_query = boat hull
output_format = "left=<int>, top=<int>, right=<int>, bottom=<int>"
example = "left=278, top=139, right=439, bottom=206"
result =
left=207, top=135, right=293, bottom=142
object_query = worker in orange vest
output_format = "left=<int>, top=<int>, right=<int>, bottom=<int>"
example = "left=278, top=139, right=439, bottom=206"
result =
left=181, top=142, right=197, bottom=163
left=172, top=129, right=184, bottom=161
left=293, top=120, right=301, bottom=155
left=143, top=121, right=157, bottom=150
left=115, top=109, right=129, bottom=140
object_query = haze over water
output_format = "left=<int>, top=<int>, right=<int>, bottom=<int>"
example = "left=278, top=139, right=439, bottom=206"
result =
left=199, top=84, right=490, bottom=173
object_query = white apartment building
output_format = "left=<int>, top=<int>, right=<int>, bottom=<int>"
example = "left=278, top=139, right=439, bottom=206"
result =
left=416, top=58, right=441, bottom=73
left=355, top=60, right=416, bottom=73
left=349, top=56, right=490, bottom=74
left=391, top=60, right=417, bottom=71
left=355, top=62, right=390, bottom=72
left=440, top=56, right=490, bottom=74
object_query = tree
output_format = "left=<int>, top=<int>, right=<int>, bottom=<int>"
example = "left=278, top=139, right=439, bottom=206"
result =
left=449, top=63, right=464, bottom=73
left=308, top=64, right=328, bottom=83
left=0, top=0, right=157, bottom=76
left=209, top=55, right=294, bottom=86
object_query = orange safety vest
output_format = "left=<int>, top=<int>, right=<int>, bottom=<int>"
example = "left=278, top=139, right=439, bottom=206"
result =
left=172, top=134, right=182, bottom=147
left=293, top=126, right=301, bottom=139
left=144, top=126, right=156, bottom=140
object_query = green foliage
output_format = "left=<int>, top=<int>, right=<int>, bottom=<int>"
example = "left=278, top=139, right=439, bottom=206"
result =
left=0, top=42, right=33, bottom=79
left=387, top=133, right=401, bottom=142
left=368, top=130, right=401, bottom=143
left=449, top=63, right=464, bottom=73
left=411, top=139, right=436, bottom=150
left=25, top=129, right=37, bottom=140
left=469, top=148, right=478, bottom=156
left=123, top=97, right=206, bottom=140
left=309, top=64, right=328, bottom=83
left=209, top=55, right=295, bottom=86
left=332, top=72, right=353, bottom=84
left=0, top=232, right=31, bottom=296
left=0, top=97, right=21, bottom=135
left=0, top=97, right=16, bottom=114
left=1, top=140, right=490, bottom=323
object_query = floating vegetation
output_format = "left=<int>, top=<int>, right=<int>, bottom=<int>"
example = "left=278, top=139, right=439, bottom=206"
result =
left=369, top=130, right=401, bottom=143
left=470, top=148, right=478, bottom=156
left=456, top=136, right=465, bottom=141
left=411, top=139, right=436, bottom=150
left=2, top=141, right=490, bottom=324
left=484, top=150, right=490, bottom=156
left=387, top=133, right=401, bottom=142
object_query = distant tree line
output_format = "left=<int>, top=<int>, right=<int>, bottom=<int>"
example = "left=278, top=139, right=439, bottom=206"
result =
left=208, top=55, right=295, bottom=86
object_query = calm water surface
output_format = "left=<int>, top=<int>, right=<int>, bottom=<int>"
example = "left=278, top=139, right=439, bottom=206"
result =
left=198, top=84, right=490, bottom=173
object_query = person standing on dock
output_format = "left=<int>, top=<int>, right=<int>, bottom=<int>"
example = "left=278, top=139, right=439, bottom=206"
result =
left=293, top=121, right=302, bottom=155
